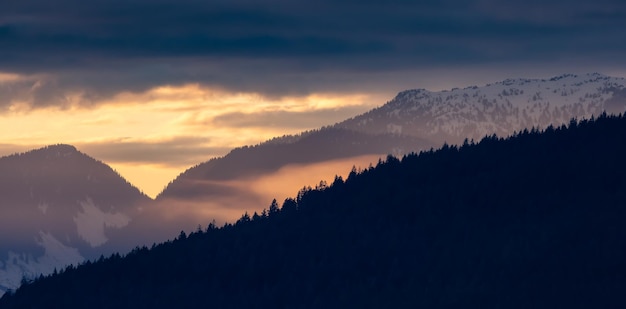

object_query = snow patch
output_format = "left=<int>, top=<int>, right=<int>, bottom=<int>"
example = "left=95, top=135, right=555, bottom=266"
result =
left=387, top=124, right=402, bottom=134
left=38, top=202, right=49, bottom=214
left=0, top=231, right=84, bottom=297
left=73, top=198, right=131, bottom=247
left=341, top=73, right=626, bottom=142
left=35, top=231, right=84, bottom=269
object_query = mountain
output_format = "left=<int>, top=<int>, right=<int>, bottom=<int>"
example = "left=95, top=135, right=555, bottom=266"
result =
left=0, top=144, right=151, bottom=295
left=3, top=114, right=626, bottom=308
left=157, top=73, right=626, bottom=214
left=2, top=73, right=625, bottom=297
left=337, top=72, right=626, bottom=144
left=158, top=128, right=427, bottom=200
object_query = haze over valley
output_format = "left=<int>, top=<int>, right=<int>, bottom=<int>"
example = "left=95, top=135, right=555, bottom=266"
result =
left=1, top=73, right=626, bottom=295
left=2, top=0, right=626, bottom=305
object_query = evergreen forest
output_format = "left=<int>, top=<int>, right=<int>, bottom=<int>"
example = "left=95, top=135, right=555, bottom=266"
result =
left=2, top=114, right=626, bottom=308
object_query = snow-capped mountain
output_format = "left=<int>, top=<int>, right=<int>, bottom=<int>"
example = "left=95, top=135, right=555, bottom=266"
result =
left=0, top=145, right=151, bottom=295
left=160, top=73, right=626, bottom=206
left=338, top=73, right=626, bottom=144
left=3, top=73, right=626, bottom=296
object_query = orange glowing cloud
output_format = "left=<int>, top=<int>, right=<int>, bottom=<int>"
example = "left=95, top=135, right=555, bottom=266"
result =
left=0, top=76, right=380, bottom=198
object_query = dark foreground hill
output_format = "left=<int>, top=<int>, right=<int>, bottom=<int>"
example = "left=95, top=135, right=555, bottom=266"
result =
left=2, top=114, right=626, bottom=308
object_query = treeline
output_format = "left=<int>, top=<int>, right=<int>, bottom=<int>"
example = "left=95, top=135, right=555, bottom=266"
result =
left=2, top=114, right=626, bottom=308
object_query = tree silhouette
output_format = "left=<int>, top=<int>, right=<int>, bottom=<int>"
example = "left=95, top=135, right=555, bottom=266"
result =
left=3, top=114, right=626, bottom=308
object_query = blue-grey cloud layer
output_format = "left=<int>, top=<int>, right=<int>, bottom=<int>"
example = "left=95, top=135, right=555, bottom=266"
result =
left=1, top=0, right=625, bottom=106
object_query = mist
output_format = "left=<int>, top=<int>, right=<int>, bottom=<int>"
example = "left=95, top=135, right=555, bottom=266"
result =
left=121, top=154, right=384, bottom=247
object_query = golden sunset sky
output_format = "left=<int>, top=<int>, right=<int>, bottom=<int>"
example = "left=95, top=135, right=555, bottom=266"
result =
left=0, top=76, right=387, bottom=197
left=2, top=0, right=625, bottom=197
left=0, top=69, right=483, bottom=198
left=3, top=67, right=625, bottom=197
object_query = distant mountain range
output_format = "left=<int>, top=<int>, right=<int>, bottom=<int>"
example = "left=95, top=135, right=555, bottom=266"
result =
left=158, top=128, right=427, bottom=200
left=1, top=73, right=625, bottom=295
left=159, top=72, right=626, bottom=200
left=337, top=72, right=626, bottom=143
left=3, top=113, right=626, bottom=308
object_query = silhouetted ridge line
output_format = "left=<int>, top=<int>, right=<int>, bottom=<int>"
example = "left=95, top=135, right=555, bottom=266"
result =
left=2, top=113, right=626, bottom=308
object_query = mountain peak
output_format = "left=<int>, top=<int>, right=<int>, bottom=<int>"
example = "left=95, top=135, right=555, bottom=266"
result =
left=45, top=143, right=76, bottom=150
left=0, top=143, right=150, bottom=296
left=42, top=144, right=78, bottom=153
left=25, top=144, right=82, bottom=160
left=337, top=73, right=626, bottom=144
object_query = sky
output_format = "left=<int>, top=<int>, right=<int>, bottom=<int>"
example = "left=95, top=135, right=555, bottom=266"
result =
left=1, top=0, right=626, bottom=197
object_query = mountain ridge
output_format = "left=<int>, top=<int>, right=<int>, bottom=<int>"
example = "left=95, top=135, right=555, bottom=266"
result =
left=2, top=72, right=626, bottom=296
left=0, top=144, right=151, bottom=295
left=3, top=113, right=626, bottom=308
left=336, top=72, right=626, bottom=144
left=157, top=72, right=626, bottom=203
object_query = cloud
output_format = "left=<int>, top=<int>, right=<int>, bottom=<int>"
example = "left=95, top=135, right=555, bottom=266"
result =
left=0, top=73, right=101, bottom=110
left=143, top=154, right=384, bottom=234
left=474, top=0, right=626, bottom=24
left=211, top=106, right=372, bottom=129
left=0, top=82, right=381, bottom=176
left=1, top=0, right=625, bottom=109
left=76, top=137, right=231, bottom=167
left=0, top=136, right=228, bottom=167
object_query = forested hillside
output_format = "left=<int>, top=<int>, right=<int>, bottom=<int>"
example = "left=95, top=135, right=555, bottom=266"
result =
left=159, top=73, right=626, bottom=202
left=2, top=114, right=626, bottom=308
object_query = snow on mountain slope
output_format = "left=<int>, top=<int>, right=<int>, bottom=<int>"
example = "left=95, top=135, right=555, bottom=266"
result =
left=338, top=73, right=626, bottom=144
left=3, top=73, right=625, bottom=296
left=0, top=145, right=150, bottom=296
left=74, top=198, right=131, bottom=247
left=159, top=73, right=626, bottom=226
left=0, top=232, right=83, bottom=296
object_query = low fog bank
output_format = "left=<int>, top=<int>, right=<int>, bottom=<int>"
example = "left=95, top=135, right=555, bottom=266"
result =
left=119, top=154, right=384, bottom=248
left=0, top=153, right=384, bottom=295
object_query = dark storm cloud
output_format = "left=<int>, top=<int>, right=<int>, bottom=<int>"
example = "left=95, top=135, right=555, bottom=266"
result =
left=1, top=0, right=625, bottom=107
